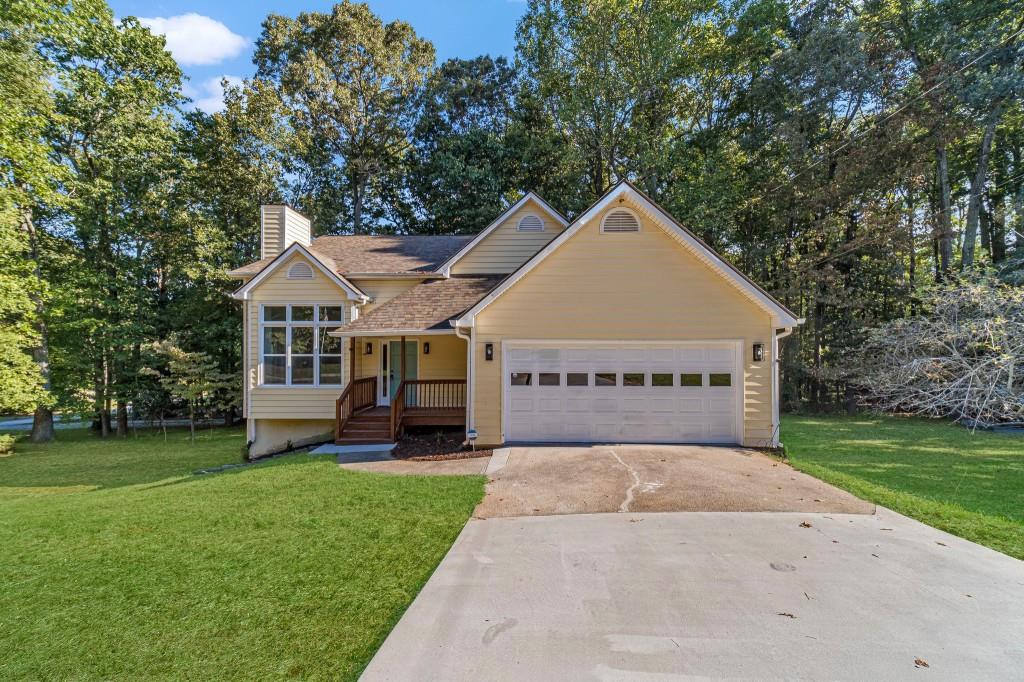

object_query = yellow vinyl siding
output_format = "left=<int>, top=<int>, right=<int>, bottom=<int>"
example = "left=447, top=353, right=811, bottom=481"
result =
left=246, top=252, right=356, bottom=419
left=351, top=278, right=421, bottom=314
left=261, top=205, right=310, bottom=259
left=450, top=198, right=566, bottom=274
left=471, top=203, right=774, bottom=447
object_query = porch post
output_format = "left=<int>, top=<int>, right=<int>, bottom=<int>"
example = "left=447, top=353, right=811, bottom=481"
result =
left=400, top=336, right=407, bottom=382
left=349, top=336, right=357, bottom=382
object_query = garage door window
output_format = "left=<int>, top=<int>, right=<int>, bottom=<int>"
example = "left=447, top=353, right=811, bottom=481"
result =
left=595, top=372, right=617, bottom=386
left=623, top=373, right=645, bottom=386
left=539, top=372, right=560, bottom=386
left=567, top=372, right=589, bottom=386
left=709, top=373, right=732, bottom=387
left=652, top=373, right=673, bottom=387
left=510, top=372, right=532, bottom=386
left=680, top=373, right=702, bottom=387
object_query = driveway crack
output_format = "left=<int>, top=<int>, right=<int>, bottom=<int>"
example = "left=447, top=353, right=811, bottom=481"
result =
left=609, top=448, right=642, bottom=513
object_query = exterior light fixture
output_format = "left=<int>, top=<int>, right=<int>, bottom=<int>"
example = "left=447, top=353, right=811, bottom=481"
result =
left=485, top=343, right=494, bottom=361
left=365, top=342, right=373, bottom=355
left=423, top=342, right=430, bottom=355
left=753, top=343, right=765, bottom=362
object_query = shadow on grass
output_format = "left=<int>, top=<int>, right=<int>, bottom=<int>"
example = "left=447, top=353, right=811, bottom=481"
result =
left=0, top=426, right=248, bottom=491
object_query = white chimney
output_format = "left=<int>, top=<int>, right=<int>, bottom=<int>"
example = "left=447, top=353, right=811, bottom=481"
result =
left=260, top=205, right=311, bottom=259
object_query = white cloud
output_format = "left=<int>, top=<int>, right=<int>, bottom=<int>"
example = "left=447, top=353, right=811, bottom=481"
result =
left=185, top=75, right=244, bottom=113
left=139, top=13, right=247, bottom=66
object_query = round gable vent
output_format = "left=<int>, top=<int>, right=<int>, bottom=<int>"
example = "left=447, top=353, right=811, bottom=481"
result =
left=601, top=208, right=640, bottom=233
left=287, top=261, right=314, bottom=279
left=517, top=214, right=544, bottom=232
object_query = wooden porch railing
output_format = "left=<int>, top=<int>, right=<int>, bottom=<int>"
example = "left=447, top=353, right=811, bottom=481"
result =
left=335, top=376, right=377, bottom=441
left=390, top=379, right=467, bottom=440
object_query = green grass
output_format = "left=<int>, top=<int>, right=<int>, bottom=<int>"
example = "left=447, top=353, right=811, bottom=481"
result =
left=0, top=427, right=485, bottom=680
left=782, top=414, right=1024, bottom=560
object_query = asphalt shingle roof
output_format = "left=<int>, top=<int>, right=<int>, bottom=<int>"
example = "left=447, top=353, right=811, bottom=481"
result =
left=331, top=276, right=504, bottom=334
left=227, top=234, right=474, bottom=278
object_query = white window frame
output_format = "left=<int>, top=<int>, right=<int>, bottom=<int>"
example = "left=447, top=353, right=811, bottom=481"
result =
left=258, top=303, right=345, bottom=387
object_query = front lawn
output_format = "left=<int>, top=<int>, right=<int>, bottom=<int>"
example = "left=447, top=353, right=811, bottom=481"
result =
left=783, top=414, right=1024, bottom=560
left=0, top=427, right=485, bottom=680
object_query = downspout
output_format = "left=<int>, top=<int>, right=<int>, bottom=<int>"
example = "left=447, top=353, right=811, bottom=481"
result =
left=455, top=325, right=474, bottom=445
left=772, top=327, right=795, bottom=448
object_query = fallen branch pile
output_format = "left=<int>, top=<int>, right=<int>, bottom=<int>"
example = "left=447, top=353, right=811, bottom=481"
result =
left=852, top=278, right=1024, bottom=427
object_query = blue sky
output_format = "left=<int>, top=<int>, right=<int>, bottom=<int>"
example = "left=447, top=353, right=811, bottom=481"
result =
left=108, top=0, right=525, bottom=112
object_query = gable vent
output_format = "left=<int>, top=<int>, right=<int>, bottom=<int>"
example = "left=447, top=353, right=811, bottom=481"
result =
left=517, top=214, right=544, bottom=232
left=602, top=209, right=640, bottom=233
left=287, top=261, right=314, bottom=279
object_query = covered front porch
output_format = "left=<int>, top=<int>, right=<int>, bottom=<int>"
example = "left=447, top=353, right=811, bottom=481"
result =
left=333, top=334, right=467, bottom=444
left=327, top=275, right=500, bottom=444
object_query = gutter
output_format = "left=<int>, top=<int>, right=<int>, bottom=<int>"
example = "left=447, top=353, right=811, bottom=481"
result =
left=455, top=325, right=474, bottom=445
left=772, top=327, right=796, bottom=448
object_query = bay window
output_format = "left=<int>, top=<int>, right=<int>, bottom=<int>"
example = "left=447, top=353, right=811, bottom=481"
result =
left=260, top=304, right=345, bottom=386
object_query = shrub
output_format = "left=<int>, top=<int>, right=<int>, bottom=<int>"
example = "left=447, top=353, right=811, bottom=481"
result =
left=0, top=434, right=16, bottom=456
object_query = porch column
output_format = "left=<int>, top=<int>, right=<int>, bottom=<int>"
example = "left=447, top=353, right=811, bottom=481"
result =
left=349, top=336, right=357, bottom=383
left=400, top=336, right=407, bottom=382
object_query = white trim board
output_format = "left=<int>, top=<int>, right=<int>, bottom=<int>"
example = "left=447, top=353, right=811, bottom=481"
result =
left=436, top=192, right=568, bottom=276
left=231, top=241, right=369, bottom=303
left=453, top=181, right=802, bottom=328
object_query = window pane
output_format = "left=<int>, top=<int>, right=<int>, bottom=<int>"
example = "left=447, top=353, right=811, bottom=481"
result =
left=510, top=372, right=532, bottom=386
left=319, top=329, right=342, bottom=354
left=709, top=373, right=732, bottom=387
left=680, top=373, right=702, bottom=387
left=319, top=306, right=343, bottom=322
left=320, top=356, right=342, bottom=385
left=263, top=327, right=286, bottom=355
left=263, top=356, right=286, bottom=384
left=263, top=306, right=286, bottom=322
left=292, top=356, right=314, bottom=384
left=539, top=372, right=560, bottom=386
left=595, top=372, right=616, bottom=386
left=623, top=373, right=645, bottom=386
left=292, top=327, right=314, bottom=354
left=291, top=305, right=314, bottom=321
left=566, top=372, right=588, bottom=386
left=652, top=373, right=673, bottom=387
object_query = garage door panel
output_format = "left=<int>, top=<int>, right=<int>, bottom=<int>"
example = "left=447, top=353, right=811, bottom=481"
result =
left=504, top=343, right=739, bottom=444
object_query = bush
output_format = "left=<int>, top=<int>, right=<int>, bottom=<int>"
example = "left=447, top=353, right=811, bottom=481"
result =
left=0, top=434, right=16, bottom=455
left=851, top=277, right=1024, bottom=427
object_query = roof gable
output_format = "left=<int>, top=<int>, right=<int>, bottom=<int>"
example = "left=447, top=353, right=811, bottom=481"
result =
left=230, top=242, right=369, bottom=302
left=454, top=181, right=801, bottom=327
left=437, top=192, right=568, bottom=276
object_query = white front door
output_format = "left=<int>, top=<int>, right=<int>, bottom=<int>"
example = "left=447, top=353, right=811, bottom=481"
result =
left=503, top=343, right=741, bottom=444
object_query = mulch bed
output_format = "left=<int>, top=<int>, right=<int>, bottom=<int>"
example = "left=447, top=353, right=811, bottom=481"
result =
left=392, top=429, right=492, bottom=461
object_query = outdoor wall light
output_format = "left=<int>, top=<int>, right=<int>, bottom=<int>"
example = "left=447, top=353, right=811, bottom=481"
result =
left=752, top=342, right=765, bottom=362
left=365, top=342, right=373, bottom=355
left=423, top=342, right=430, bottom=355
left=485, top=343, right=494, bottom=361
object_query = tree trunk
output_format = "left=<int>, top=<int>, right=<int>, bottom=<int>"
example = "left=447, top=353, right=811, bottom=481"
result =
left=116, top=400, right=128, bottom=437
left=962, top=107, right=1002, bottom=269
left=935, top=142, right=954, bottom=278
left=22, top=207, right=54, bottom=442
left=189, top=403, right=196, bottom=443
left=992, top=192, right=1007, bottom=262
left=352, top=175, right=364, bottom=234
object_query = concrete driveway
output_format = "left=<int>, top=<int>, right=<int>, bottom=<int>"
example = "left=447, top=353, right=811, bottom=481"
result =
left=361, top=509, right=1024, bottom=680
left=476, top=445, right=874, bottom=517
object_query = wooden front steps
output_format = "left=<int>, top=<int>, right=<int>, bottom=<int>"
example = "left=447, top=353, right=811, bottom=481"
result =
left=335, top=407, right=393, bottom=445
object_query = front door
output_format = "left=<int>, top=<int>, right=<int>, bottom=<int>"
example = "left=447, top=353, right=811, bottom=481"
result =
left=380, top=340, right=418, bottom=405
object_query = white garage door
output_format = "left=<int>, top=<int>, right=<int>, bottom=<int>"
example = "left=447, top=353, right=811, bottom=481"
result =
left=504, top=343, right=740, bottom=444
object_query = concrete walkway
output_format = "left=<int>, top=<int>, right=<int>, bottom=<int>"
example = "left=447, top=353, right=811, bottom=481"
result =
left=476, top=445, right=874, bottom=517
left=361, top=508, right=1024, bottom=681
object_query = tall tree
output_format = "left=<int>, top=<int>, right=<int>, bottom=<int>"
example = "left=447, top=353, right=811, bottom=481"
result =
left=255, top=1, right=434, bottom=233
